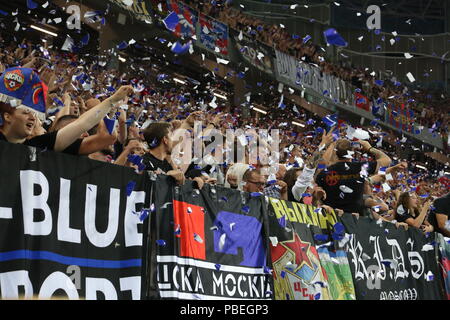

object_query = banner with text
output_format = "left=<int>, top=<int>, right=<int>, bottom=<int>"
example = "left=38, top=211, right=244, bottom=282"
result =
left=197, top=13, right=229, bottom=56
left=0, top=142, right=148, bottom=300
left=110, top=0, right=154, bottom=23
left=341, top=214, right=443, bottom=300
left=151, top=175, right=271, bottom=300
left=274, top=50, right=353, bottom=105
left=230, top=29, right=274, bottom=75
left=267, top=198, right=356, bottom=300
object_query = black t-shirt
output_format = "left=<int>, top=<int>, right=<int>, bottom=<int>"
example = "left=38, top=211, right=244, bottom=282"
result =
left=428, top=193, right=450, bottom=230
left=316, top=161, right=377, bottom=215
left=433, top=193, right=450, bottom=217
left=62, top=138, right=82, bottom=155
left=0, top=132, right=81, bottom=155
left=395, top=208, right=416, bottom=224
left=143, top=152, right=173, bottom=173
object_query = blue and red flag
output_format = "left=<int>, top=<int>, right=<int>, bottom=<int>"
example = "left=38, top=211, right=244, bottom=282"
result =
left=199, top=13, right=228, bottom=55
left=354, top=92, right=371, bottom=111
left=166, top=0, right=198, bottom=38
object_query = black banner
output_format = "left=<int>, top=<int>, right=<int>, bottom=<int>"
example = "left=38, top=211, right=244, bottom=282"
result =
left=150, top=175, right=272, bottom=300
left=340, top=214, right=444, bottom=300
left=230, top=29, right=274, bottom=75
left=267, top=197, right=356, bottom=300
left=0, top=141, right=149, bottom=299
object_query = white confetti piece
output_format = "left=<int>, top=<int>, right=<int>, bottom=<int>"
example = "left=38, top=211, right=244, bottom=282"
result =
left=216, top=57, right=229, bottom=65
left=382, top=183, right=391, bottom=192
left=269, top=237, right=278, bottom=247
left=218, top=233, right=226, bottom=251
left=421, top=244, right=434, bottom=252
left=194, top=233, right=203, bottom=243
left=339, top=185, right=353, bottom=193
left=406, top=72, right=415, bottom=82
left=404, top=53, right=413, bottom=59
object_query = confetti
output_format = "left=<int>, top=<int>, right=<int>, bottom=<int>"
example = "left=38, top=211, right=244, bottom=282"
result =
left=126, top=181, right=136, bottom=196
left=339, top=185, right=354, bottom=193
left=163, top=11, right=179, bottom=32
left=218, top=233, right=226, bottom=251
left=269, top=237, right=278, bottom=247
left=156, top=239, right=166, bottom=246
left=406, top=72, right=415, bottom=82
left=27, top=0, right=38, bottom=9
left=278, top=215, right=287, bottom=228
left=323, top=28, right=348, bottom=47
left=194, top=233, right=203, bottom=243
left=421, top=244, right=434, bottom=252
left=314, top=234, right=329, bottom=242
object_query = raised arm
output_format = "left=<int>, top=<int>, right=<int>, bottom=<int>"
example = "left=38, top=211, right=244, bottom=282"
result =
left=292, top=128, right=334, bottom=202
left=77, top=120, right=118, bottom=155
left=54, top=86, right=133, bottom=152
left=360, top=140, right=392, bottom=172
left=404, top=200, right=432, bottom=229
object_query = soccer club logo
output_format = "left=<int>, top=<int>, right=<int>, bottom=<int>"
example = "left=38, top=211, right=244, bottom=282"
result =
left=271, top=233, right=328, bottom=300
left=4, top=69, right=25, bottom=92
left=325, top=171, right=339, bottom=186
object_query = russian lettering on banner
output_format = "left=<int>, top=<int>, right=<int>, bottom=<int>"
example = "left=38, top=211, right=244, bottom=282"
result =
left=150, top=175, right=271, bottom=300
left=340, top=214, right=444, bottom=300
left=0, top=142, right=148, bottom=300
left=267, top=198, right=356, bottom=300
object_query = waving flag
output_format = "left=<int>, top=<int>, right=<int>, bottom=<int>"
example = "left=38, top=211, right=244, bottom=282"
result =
left=166, top=0, right=198, bottom=38
left=354, top=92, right=370, bottom=111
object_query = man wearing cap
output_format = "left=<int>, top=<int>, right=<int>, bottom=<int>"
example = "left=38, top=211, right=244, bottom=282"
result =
left=0, top=67, right=133, bottom=153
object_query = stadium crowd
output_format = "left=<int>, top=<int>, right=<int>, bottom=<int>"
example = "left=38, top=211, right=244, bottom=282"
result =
left=0, top=8, right=449, bottom=241
left=183, top=0, right=449, bottom=139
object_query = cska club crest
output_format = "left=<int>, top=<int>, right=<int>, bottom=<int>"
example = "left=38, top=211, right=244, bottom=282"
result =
left=4, top=69, right=25, bottom=92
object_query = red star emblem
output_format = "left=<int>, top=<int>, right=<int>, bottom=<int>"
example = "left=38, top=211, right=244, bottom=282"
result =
left=271, top=233, right=314, bottom=271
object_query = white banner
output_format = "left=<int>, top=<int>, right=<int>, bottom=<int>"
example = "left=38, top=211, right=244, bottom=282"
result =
left=274, top=50, right=353, bottom=105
